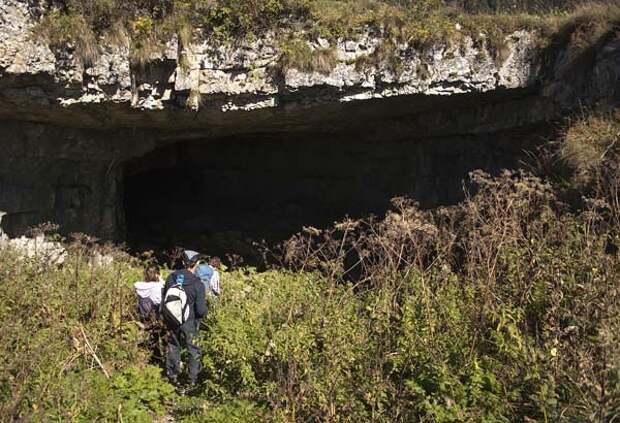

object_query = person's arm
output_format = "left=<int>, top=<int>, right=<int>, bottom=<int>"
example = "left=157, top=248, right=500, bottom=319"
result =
left=194, top=279, right=208, bottom=319
left=211, top=271, right=221, bottom=296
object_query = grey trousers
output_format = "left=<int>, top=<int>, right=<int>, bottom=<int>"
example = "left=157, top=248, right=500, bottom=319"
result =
left=166, top=320, right=202, bottom=383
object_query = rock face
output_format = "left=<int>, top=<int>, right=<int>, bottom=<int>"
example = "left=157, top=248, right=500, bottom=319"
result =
left=0, top=0, right=619, bottom=251
left=0, top=233, right=67, bottom=264
left=0, top=0, right=542, bottom=128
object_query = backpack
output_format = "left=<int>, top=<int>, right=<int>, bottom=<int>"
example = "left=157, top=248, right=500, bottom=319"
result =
left=162, top=273, right=190, bottom=326
left=195, top=264, right=215, bottom=290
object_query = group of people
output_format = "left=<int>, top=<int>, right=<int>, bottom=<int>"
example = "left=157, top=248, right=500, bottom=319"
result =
left=133, top=249, right=221, bottom=388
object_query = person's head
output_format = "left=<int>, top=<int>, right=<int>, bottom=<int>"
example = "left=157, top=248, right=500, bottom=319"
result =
left=144, top=264, right=160, bottom=282
left=182, top=250, right=202, bottom=272
left=168, top=246, right=185, bottom=270
left=209, top=256, right=221, bottom=269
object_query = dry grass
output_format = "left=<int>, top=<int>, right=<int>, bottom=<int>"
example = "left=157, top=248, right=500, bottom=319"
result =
left=559, top=109, right=620, bottom=197
left=459, top=13, right=552, bottom=60
left=186, top=86, right=204, bottom=110
left=278, top=38, right=338, bottom=75
left=33, top=1, right=620, bottom=75
left=36, top=11, right=100, bottom=66
left=550, top=2, right=620, bottom=70
left=354, top=39, right=405, bottom=74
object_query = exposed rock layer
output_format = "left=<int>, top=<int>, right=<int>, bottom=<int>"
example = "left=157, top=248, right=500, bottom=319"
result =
left=0, top=0, right=542, bottom=129
left=1, top=0, right=619, bottom=247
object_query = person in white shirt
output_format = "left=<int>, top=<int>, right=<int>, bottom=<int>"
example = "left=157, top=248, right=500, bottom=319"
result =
left=134, top=264, right=165, bottom=320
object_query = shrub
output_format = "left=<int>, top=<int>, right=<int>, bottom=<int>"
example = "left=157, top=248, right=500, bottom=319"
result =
left=2, top=163, right=619, bottom=420
left=0, top=238, right=174, bottom=421
left=264, top=160, right=620, bottom=420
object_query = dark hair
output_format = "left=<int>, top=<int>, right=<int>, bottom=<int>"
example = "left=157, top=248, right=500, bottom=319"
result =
left=168, top=246, right=185, bottom=270
left=209, top=256, right=221, bottom=269
left=144, top=264, right=160, bottom=282
left=185, top=254, right=203, bottom=268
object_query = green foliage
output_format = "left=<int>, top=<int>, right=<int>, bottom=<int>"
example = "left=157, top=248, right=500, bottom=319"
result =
left=188, top=196, right=619, bottom=420
left=111, top=365, right=175, bottom=418
left=0, top=240, right=176, bottom=421
left=2, top=109, right=620, bottom=420
left=199, top=269, right=373, bottom=420
left=46, top=365, right=173, bottom=421
left=175, top=398, right=265, bottom=422
left=193, top=0, right=311, bottom=42
left=34, top=0, right=620, bottom=72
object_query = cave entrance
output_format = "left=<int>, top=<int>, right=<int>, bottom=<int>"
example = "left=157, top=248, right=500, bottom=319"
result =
left=123, top=133, right=394, bottom=262
left=123, top=128, right=542, bottom=262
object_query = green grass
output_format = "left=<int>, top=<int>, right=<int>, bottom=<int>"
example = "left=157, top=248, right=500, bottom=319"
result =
left=34, top=0, right=620, bottom=71
left=2, top=106, right=620, bottom=420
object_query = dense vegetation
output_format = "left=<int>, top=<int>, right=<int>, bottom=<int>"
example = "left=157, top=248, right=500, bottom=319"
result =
left=34, top=0, right=620, bottom=67
left=1, top=107, right=619, bottom=421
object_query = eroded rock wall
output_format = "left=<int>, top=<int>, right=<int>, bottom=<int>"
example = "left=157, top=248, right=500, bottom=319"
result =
left=1, top=0, right=619, bottom=244
left=0, top=121, right=126, bottom=237
left=1, top=87, right=554, bottom=241
left=0, top=0, right=542, bottom=128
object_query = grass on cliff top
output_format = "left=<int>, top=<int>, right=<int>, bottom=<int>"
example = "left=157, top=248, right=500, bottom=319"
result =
left=35, top=0, right=620, bottom=68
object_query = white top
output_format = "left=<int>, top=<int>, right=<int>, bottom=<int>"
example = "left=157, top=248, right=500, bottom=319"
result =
left=210, top=270, right=221, bottom=296
left=133, top=280, right=164, bottom=305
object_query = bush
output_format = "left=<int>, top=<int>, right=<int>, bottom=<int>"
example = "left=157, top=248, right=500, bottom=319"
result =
left=0, top=239, right=175, bottom=421
left=2, top=109, right=620, bottom=420
left=2, top=170, right=619, bottom=420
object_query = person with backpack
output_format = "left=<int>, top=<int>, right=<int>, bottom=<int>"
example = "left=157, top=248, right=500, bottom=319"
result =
left=195, top=256, right=222, bottom=297
left=161, top=249, right=207, bottom=387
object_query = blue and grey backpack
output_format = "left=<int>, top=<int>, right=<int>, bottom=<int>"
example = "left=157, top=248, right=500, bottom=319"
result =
left=195, top=264, right=215, bottom=291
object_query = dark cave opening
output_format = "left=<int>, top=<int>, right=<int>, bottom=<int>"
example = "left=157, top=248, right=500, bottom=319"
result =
left=123, top=127, right=546, bottom=261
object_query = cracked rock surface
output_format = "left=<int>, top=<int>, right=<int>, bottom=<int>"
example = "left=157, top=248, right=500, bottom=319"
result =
left=0, top=0, right=544, bottom=130
left=1, top=0, right=619, bottom=243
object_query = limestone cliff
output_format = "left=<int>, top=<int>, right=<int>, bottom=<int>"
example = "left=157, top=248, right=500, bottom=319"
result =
left=0, top=0, right=543, bottom=128
left=0, top=0, right=619, bottom=249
